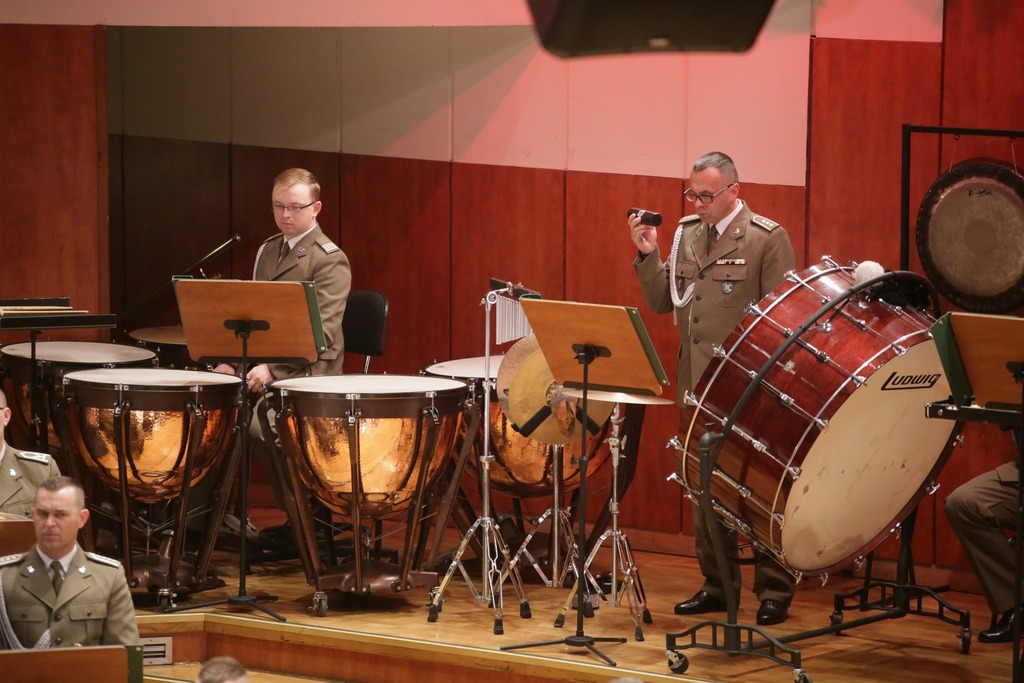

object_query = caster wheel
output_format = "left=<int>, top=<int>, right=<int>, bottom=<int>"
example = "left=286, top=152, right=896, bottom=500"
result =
left=427, top=605, right=439, bottom=623
left=667, top=650, right=689, bottom=674
left=795, top=669, right=813, bottom=683
left=554, top=613, right=565, bottom=628
left=642, top=607, right=653, bottom=624
left=958, top=627, right=971, bottom=654
left=157, top=594, right=173, bottom=610
left=312, top=596, right=328, bottom=617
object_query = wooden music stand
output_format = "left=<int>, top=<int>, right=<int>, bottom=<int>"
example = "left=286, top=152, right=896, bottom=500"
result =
left=932, top=311, right=1024, bottom=681
left=174, top=278, right=325, bottom=366
left=0, top=513, right=35, bottom=556
left=169, top=279, right=323, bottom=622
left=501, top=299, right=667, bottom=666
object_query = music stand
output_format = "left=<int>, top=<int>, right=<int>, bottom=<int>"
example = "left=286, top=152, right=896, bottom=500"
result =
left=165, top=279, right=323, bottom=621
left=501, top=299, right=668, bottom=666
left=932, top=312, right=1024, bottom=681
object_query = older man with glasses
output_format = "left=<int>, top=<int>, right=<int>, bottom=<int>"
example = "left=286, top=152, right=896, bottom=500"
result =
left=628, top=151, right=797, bottom=626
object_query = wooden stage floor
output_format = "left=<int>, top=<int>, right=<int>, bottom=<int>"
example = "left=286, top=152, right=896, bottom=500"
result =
left=137, top=535, right=1013, bottom=683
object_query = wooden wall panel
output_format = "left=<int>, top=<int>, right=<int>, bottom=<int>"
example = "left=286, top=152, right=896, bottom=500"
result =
left=119, top=137, right=231, bottom=331
left=0, top=25, right=106, bottom=343
left=340, top=154, right=452, bottom=375
left=808, top=38, right=941, bottom=272
left=940, top=0, right=1024, bottom=160
left=566, top=170, right=684, bottom=534
left=449, top=163, right=566, bottom=360
left=229, top=146, right=341, bottom=283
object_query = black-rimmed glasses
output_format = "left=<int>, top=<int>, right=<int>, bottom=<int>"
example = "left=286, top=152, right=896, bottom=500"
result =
left=684, top=183, right=736, bottom=205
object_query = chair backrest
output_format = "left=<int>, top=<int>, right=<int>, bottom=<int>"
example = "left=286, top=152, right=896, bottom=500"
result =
left=342, top=289, right=388, bottom=373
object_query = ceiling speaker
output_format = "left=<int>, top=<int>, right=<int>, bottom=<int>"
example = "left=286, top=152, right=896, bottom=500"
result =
left=527, top=0, right=777, bottom=57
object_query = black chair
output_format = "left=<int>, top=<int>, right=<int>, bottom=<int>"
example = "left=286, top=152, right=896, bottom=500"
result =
left=343, top=289, right=388, bottom=373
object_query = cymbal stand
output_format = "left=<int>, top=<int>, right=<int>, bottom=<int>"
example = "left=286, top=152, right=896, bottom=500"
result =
left=505, top=443, right=578, bottom=588
left=552, top=405, right=652, bottom=641
left=428, top=287, right=530, bottom=634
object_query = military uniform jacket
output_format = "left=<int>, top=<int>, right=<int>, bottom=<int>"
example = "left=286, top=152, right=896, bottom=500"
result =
left=0, top=444, right=60, bottom=518
left=634, top=202, right=796, bottom=404
left=0, top=546, right=139, bottom=648
left=253, top=225, right=352, bottom=379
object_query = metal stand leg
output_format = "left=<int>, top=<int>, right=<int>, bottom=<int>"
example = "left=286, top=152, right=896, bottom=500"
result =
left=427, top=291, right=530, bottom=633
left=664, top=427, right=806, bottom=679
left=552, top=407, right=651, bottom=640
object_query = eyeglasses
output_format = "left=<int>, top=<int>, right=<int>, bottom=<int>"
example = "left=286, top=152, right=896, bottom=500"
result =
left=272, top=201, right=317, bottom=215
left=683, top=183, right=736, bottom=205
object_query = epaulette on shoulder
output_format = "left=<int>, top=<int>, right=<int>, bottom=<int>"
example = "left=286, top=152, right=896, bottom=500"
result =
left=15, top=450, right=51, bottom=465
left=84, top=551, right=122, bottom=569
left=317, top=238, right=341, bottom=254
left=0, top=553, right=25, bottom=567
left=679, top=214, right=701, bottom=225
left=751, top=214, right=780, bottom=231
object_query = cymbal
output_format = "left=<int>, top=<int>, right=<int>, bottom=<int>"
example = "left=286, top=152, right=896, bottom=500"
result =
left=499, top=335, right=614, bottom=445
left=562, top=387, right=676, bottom=406
left=495, top=335, right=540, bottom=417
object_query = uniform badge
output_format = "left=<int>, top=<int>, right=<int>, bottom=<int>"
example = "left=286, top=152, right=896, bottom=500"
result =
left=296, top=246, right=307, bottom=255
left=733, top=227, right=741, bottom=238
left=722, top=281, right=734, bottom=294
left=9, top=468, right=15, bottom=477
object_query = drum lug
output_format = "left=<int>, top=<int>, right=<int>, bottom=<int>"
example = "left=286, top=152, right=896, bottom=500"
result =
left=818, top=321, right=833, bottom=333
left=744, top=302, right=763, bottom=317
left=666, top=435, right=684, bottom=450
left=772, top=512, right=785, bottom=528
left=425, top=405, right=440, bottom=425
left=818, top=573, right=829, bottom=587
left=925, top=481, right=941, bottom=495
left=814, top=418, right=828, bottom=431
left=712, top=344, right=728, bottom=359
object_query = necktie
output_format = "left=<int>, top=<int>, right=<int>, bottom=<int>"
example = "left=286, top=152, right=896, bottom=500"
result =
left=278, top=241, right=291, bottom=264
left=706, top=225, right=718, bottom=256
left=50, top=560, right=63, bottom=596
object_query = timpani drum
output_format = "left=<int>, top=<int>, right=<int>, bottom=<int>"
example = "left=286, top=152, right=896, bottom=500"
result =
left=1, top=341, right=157, bottom=452
left=59, top=368, right=241, bottom=502
left=425, top=355, right=611, bottom=498
left=676, top=260, right=959, bottom=575
left=272, top=374, right=469, bottom=601
left=57, top=367, right=241, bottom=600
left=128, top=325, right=198, bottom=370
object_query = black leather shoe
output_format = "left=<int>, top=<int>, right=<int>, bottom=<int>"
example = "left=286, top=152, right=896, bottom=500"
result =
left=756, top=599, right=789, bottom=626
left=674, top=590, right=727, bottom=615
left=979, top=608, right=1018, bottom=643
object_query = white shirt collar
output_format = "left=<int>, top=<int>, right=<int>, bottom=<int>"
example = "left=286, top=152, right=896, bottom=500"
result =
left=712, top=199, right=744, bottom=236
left=286, top=223, right=317, bottom=250
left=37, top=546, right=78, bottom=577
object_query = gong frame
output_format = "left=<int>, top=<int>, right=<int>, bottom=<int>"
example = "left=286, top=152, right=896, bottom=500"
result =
left=899, top=123, right=1024, bottom=271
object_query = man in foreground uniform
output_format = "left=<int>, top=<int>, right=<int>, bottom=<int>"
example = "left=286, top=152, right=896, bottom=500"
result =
left=0, top=476, right=138, bottom=649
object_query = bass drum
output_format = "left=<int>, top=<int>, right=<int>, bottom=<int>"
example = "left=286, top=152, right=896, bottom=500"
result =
left=916, top=157, right=1024, bottom=313
left=677, top=260, right=959, bottom=575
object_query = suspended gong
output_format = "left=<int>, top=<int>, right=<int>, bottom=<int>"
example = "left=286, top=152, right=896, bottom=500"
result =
left=916, top=157, right=1024, bottom=313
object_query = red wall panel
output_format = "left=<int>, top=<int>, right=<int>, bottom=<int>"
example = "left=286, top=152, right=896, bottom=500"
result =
left=808, top=38, right=942, bottom=272
left=340, top=154, right=452, bottom=375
